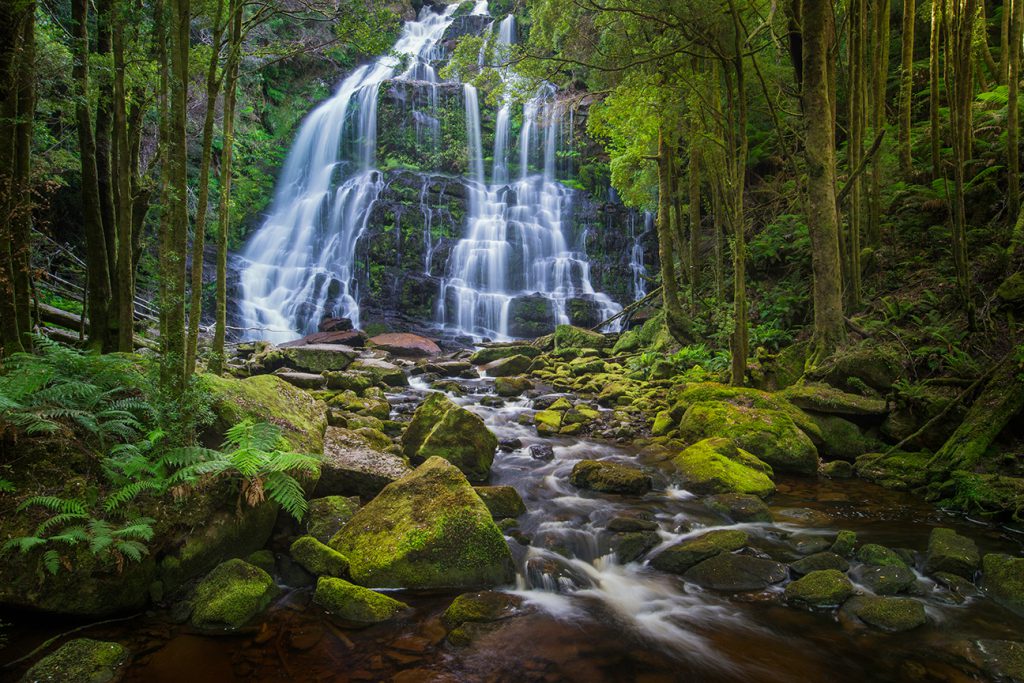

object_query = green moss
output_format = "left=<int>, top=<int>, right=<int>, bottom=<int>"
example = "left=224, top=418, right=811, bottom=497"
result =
left=780, top=382, right=888, bottom=416
left=328, top=389, right=391, bottom=420
left=854, top=450, right=932, bottom=491
left=494, top=376, right=533, bottom=397
left=290, top=536, right=350, bottom=577
left=923, top=528, right=979, bottom=579
left=469, top=345, right=542, bottom=364
left=306, top=496, right=361, bottom=543
left=785, top=569, right=854, bottom=608
left=569, top=459, right=652, bottom=495
left=313, top=576, right=409, bottom=624
left=21, top=638, right=129, bottom=683
left=401, top=393, right=497, bottom=482
left=670, top=437, right=776, bottom=498
left=650, top=529, right=749, bottom=574
left=474, top=485, right=526, bottom=519
left=441, top=590, right=523, bottom=629
left=981, top=553, right=1024, bottom=615
left=485, top=355, right=532, bottom=377
left=843, top=596, right=926, bottom=632
left=554, top=324, right=607, bottom=350
left=330, top=458, right=514, bottom=589
left=245, top=550, right=276, bottom=574
left=830, top=530, right=858, bottom=558
left=671, top=382, right=823, bottom=442
left=190, top=559, right=279, bottom=629
left=534, top=409, right=562, bottom=435
left=856, top=543, right=908, bottom=568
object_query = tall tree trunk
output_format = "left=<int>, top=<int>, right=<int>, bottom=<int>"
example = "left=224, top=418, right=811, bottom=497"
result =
left=186, top=0, right=227, bottom=373
left=847, top=0, right=867, bottom=309
left=945, top=0, right=977, bottom=329
left=95, top=0, right=119, bottom=345
left=802, top=0, right=846, bottom=365
left=72, top=0, right=113, bottom=352
left=1007, top=0, right=1022, bottom=229
left=867, top=0, right=891, bottom=248
left=724, top=1, right=749, bottom=386
left=160, top=0, right=190, bottom=390
left=113, top=0, right=135, bottom=352
left=656, top=128, right=691, bottom=343
left=212, top=0, right=242, bottom=374
left=13, top=1, right=35, bottom=350
left=930, top=0, right=944, bottom=179
left=898, top=0, right=916, bottom=175
left=688, top=140, right=701, bottom=314
left=1001, top=0, right=1012, bottom=82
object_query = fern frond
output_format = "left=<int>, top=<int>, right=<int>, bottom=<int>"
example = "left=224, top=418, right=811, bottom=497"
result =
left=263, top=471, right=309, bottom=520
left=17, top=496, right=87, bottom=515
left=35, top=512, right=89, bottom=536
left=42, top=549, right=61, bottom=575
left=2, top=536, right=47, bottom=554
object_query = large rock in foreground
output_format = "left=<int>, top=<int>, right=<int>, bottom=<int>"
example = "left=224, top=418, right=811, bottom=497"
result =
left=982, top=553, right=1024, bottom=615
left=401, top=393, right=497, bottom=483
left=190, top=559, right=279, bottom=629
left=671, top=437, right=775, bottom=498
left=329, top=457, right=515, bottom=589
left=21, top=638, right=129, bottom=683
left=318, top=426, right=411, bottom=498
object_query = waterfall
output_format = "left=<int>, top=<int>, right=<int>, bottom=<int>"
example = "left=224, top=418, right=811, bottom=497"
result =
left=235, top=6, right=458, bottom=342
left=630, top=211, right=652, bottom=301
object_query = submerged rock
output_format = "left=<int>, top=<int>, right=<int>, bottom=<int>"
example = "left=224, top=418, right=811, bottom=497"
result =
left=923, top=528, right=979, bottom=580
left=319, top=426, right=411, bottom=497
left=313, top=576, right=410, bottom=625
left=329, top=457, right=515, bottom=589
left=474, top=485, right=526, bottom=520
left=671, top=437, right=775, bottom=499
left=951, top=639, right=1024, bottom=681
left=401, top=392, right=497, bottom=483
left=786, top=569, right=855, bottom=608
left=569, top=459, right=652, bottom=495
left=683, top=552, right=788, bottom=591
left=841, top=595, right=926, bottom=632
left=651, top=530, right=749, bottom=574
left=190, top=559, right=279, bottom=629
left=21, top=638, right=129, bottom=683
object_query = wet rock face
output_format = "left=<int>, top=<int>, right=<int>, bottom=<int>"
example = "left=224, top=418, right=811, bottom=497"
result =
left=569, top=459, right=652, bottom=495
left=682, top=552, right=788, bottom=592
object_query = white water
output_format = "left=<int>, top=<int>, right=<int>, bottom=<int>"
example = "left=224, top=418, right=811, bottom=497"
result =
left=236, top=3, right=622, bottom=342
left=629, top=211, right=652, bottom=300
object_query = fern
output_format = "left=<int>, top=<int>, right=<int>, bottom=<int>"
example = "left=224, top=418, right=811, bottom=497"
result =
left=0, top=478, right=14, bottom=493
left=17, top=496, right=87, bottom=515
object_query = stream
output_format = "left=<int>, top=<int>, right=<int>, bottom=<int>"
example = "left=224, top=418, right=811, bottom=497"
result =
left=3, top=373, right=1023, bottom=682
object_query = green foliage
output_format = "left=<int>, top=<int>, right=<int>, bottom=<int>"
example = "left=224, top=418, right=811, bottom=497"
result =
left=165, top=419, right=320, bottom=520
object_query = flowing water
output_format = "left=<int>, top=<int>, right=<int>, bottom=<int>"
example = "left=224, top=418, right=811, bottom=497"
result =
left=236, top=3, right=622, bottom=343
left=5, top=372, right=1022, bottom=683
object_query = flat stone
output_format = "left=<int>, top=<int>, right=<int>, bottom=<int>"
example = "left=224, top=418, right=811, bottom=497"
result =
left=651, top=530, right=749, bottom=574
left=841, top=595, right=927, bottom=632
left=318, top=426, right=411, bottom=497
left=683, top=552, right=788, bottom=591
left=279, top=343, right=358, bottom=373
left=853, top=564, right=917, bottom=595
left=368, top=333, right=442, bottom=358
left=791, top=552, right=850, bottom=575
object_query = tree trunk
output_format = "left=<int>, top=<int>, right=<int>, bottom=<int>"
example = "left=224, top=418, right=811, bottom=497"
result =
left=898, top=0, right=916, bottom=175
left=802, top=0, right=846, bottom=366
left=12, top=1, right=35, bottom=350
left=867, top=0, right=891, bottom=248
left=1007, top=0, right=1022, bottom=228
left=847, top=0, right=867, bottom=309
left=72, top=0, right=113, bottom=353
left=186, top=0, right=227, bottom=374
left=725, top=0, right=749, bottom=386
left=1001, top=0, right=1012, bottom=83
left=930, top=0, right=944, bottom=180
left=656, top=128, right=691, bottom=343
left=113, top=0, right=135, bottom=352
left=160, top=0, right=190, bottom=390
left=688, top=139, right=701, bottom=314
left=212, top=0, right=242, bottom=374
left=95, top=0, right=119, bottom=345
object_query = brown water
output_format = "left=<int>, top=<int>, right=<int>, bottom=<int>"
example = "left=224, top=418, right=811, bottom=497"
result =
left=2, top=380, right=1022, bottom=682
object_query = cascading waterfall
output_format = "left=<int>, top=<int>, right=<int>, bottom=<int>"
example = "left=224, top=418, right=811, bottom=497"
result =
left=236, top=2, right=622, bottom=342
left=629, top=211, right=652, bottom=300
left=235, top=6, right=458, bottom=342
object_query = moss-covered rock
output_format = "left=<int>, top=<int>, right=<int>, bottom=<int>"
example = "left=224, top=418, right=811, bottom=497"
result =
left=190, top=559, right=279, bottom=629
left=952, top=639, right=1024, bottom=681
left=841, top=595, right=926, bottom=632
left=704, top=493, right=773, bottom=522
left=469, top=345, right=542, bottom=364
left=401, top=393, right=497, bottom=483
left=533, top=409, right=562, bottom=435
left=670, top=382, right=823, bottom=443
left=780, top=383, right=889, bottom=417
left=820, top=459, right=854, bottom=478
left=349, top=358, right=408, bottom=387
left=245, top=549, right=276, bottom=575
left=554, top=324, right=607, bottom=350
left=204, top=373, right=327, bottom=454
left=670, top=437, right=775, bottom=498
left=485, top=355, right=532, bottom=377
left=324, top=370, right=376, bottom=393
left=494, top=376, right=533, bottom=397
left=981, top=553, right=1024, bottom=615
left=569, top=459, right=652, bottom=495
left=313, top=576, right=410, bottom=624
left=854, top=450, right=932, bottom=490
left=474, top=485, right=526, bottom=519
left=791, top=552, right=850, bottom=575
left=306, top=496, right=361, bottom=543
left=923, top=528, right=979, bottom=579
left=650, top=530, right=749, bottom=574
left=811, top=414, right=880, bottom=462
left=276, top=343, right=357, bottom=373
left=830, top=530, right=857, bottom=558
left=682, top=552, right=788, bottom=591
left=677, top=401, right=819, bottom=475
left=328, top=389, right=391, bottom=420
left=329, top=457, right=514, bottom=589
left=611, top=530, right=661, bottom=563
left=290, top=536, right=350, bottom=577
left=853, top=563, right=917, bottom=595
left=21, top=638, right=129, bottom=683
left=786, top=569, right=855, bottom=608
left=995, top=272, right=1024, bottom=305
left=319, top=426, right=411, bottom=498
left=856, top=543, right=909, bottom=568
left=810, top=344, right=903, bottom=393
left=441, top=590, right=524, bottom=629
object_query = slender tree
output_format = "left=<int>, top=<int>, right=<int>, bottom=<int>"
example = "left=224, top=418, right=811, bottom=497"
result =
left=655, top=127, right=691, bottom=342
left=1007, top=0, right=1022, bottom=228
left=898, top=0, right=916, bottom=175
left=12, top=0, right=35, bottom=350
left=930, top=0, right=944, bottom=180
left=113, top=0, right=135, bottom=352
left=867, top=0, right=891, bottom=248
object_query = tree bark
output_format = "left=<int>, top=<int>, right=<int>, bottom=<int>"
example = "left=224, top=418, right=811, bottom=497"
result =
left=72, top=0, right=113, bottom=352
left=867, top=0, right=891, bottom=248
left=802, top=0, right=846, bottom=366
left=113, top=0, right=135, bottom=352
left=12, top=1, right=35, bottom=350
left=688, top=138, right=701, bottom=314
left=898, top=0, right=916, bottom=175
left=656, top=128, right=691, bottom=343
left=1007, top=0, right=1022, bottom=228
left=930, top=0, right=944, bottom=180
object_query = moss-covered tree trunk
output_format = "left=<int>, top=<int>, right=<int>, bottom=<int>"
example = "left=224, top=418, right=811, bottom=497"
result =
left=95, top=0, right=120, bottom=346
left=656, top=128, right=691, bottom=344
left=930, top=0, right=944, bottom=180
left=113, top=0, right=135, bottom=352
left=1007, top=0, right=1022, bottom=231
left=688, top=138, right=701, bottom=314
left=867, top=0, right=891, bottom=248
left=802, top=0, right=846, bottom=365
left=898, top=0, right=916, bottom=175
left=846, top=0, right=867, bottom=310
left=724, top=2, right=749, bottom=386
left=12, top=0, right=35, bottom=350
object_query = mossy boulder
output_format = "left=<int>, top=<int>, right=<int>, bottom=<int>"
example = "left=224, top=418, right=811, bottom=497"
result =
left=494, top=376, right=533, bottom=397
left=275, top=343, right=357, bottom=373
left=469, top=345, right=541, bottom=365
left=349, top=358, right=408, bottom=387
left=312, top=576, right=410, bottom=625
left=678, top=401, right=818, bottom=475
left=650, top=529, right=749, bottom=574
left=569, top=459, right=652, bottom=495
left=401, top=393, right=497, bottom=483
left=204, top=373, right=327, bottom=453
left=856, top=543, right=908, bottom=568
left=290, top=536, right=350, bottom=577
left=474, top=485, right=526, bottom=519
left=190, top=559, right=279, bottom=629
left=923, top=528, right=979, bottom=579
left=319, top=426, right=411, bottom=498
left=611, top=530, right=661, bottom=563
left=809, top=414, right=880, bottom=462
left=854, top=450, right=932, bottom=491
left=841, top=596, right=926, bottom=632
left=324, top=370, right=376, bottom=393
left=21, top=638, right=129, bottom=683
left=485, top=355, right=532, bottom=377
left=329, top=457, right=514, bottom=589
left=981, top=553, right=1024, bottom=615
left=554, top=324, right=607, bottom=350
left=995, top=271, right=1024, bottom=305
left=791, top=552, right=850, bottom=575
left=682, top=552, right=788, bottom=591
left=952, top=639, right=1024, bottom=681
left=670, top=437, right=775, bottom=499
left=534, top=409, right=562, bottom=435
left=820, top=459, right=854, bottom=478
left=831, top=530, right=858, bottom=558
left=786, top=569, right=855, bottom=608
left=441, top=590, right=524, bottom=629
left=780, top=383, right=888, bottom=417
left=810, top=344, right=902, bottom=393
left=853, top=563, right=917, bottom=595
left=328, top=389, right=391, bottom=420
left=704, top=493, right=773, bottom=522
left=306, top=496, right=361, bottom=543
left=670, top=382, right=823, bottom=443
